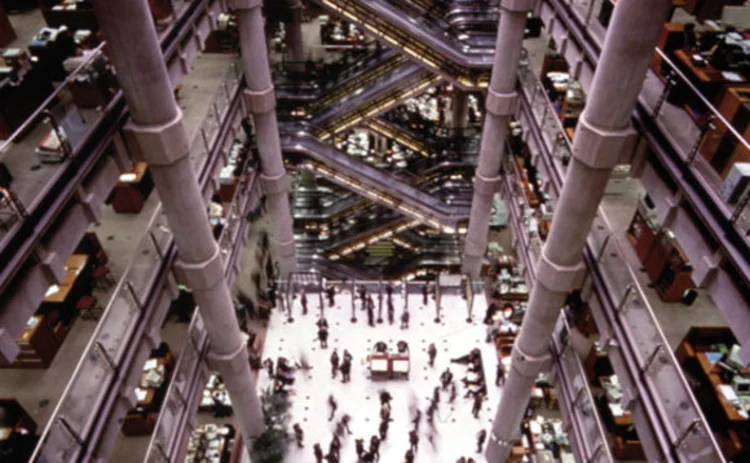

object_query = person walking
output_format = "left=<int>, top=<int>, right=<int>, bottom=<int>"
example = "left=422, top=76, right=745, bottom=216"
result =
left=378, top=419, right=389, bottom=440
left=440, top=368, right=453, bottom=390
left=359, top=285, right=367, bottom=308
left=330, top=434, right=341, bottom=458
left=495, top=362, right=506, bottom=386
left=355, top=438, right=365, bottom=459
left=263, top=358, right=274, bottom=377
left=326, top=285, right=336, bottom=307
left=428, top=343, right=437, bottom=367
left=405, top=449, right=415, bottom=463
left=293, top=423, right=304, bottom=448
left=340, top=357, right=352, bottom=383
left=387, top=299, right=394, bottom=325
left=370, top=435, right=381, bottom=462
left=328, top=395, right=338, bottom=421
left=340, top=414, right=352, bottom=435
left=426, top=402, right=436, bottom=425
left=380, top=402, right=391, bottom=422
left=409, top=429, right=419, bottom=453
left=313, top=443, right=324, bottom=463
left=367, top=295, right=375, bottom=327
left=471, top=392, right=483, bottom=419
left=412, top=409, right=422, bottom=431
left=449, top=382, right=457, bottom=403
left=318, top=325, right=329, bottom=349
left=400, top=309, right=410, bottom=329
left=300, top=290, right=308, bottom=315
left=476, top=429, right=487, bottom=453
left=432, top=386, right=440, bottom=407
left=330, top=349, right=340, bottom=379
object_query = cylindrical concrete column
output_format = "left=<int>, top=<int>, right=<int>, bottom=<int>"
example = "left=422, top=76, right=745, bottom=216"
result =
left=462, top=0, right=533, bottom=277
left=233, top=0, right=297, bottom=277
left=485, top=1, right=672, bottom=461
left=92, top=0, right=264, bottom=457
left=287, top=0, right=305, bottom=63
left=451, top=89, right=469, bottom=131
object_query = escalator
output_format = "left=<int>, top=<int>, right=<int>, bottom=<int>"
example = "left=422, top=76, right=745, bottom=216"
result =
left=312, top=0, right=495, bottom=88
left=311, top=62, right=433, bottom=132
left=297, top=249, right=380, bottom=280
left=296, top=64, right=440, bottom=138
left=280, top=128, right=470, bottom=229
left=277, top=50, right=408, bottom=114
left=365, top=117, right=480, bottom=158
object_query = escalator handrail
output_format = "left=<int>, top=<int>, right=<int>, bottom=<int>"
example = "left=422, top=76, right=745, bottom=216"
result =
left=280, top=125, right=470, bottom=218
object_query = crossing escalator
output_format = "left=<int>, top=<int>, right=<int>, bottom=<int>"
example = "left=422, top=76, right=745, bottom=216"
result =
left=280, top=126, right=471, bottom=230
left=311, top=0, right=495, bottom=88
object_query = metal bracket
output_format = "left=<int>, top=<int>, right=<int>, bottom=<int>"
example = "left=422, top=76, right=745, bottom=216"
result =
left=243, top=87, right=276, bottom=114
left=572, top=117, right=637, bottom=169
left=174, top=247, right=225, bottom=290
left=486, top=89, right=518, bottom=117
left=536, top=252, right=586, bottom=293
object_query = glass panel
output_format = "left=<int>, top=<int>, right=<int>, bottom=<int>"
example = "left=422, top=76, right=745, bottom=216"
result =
left=0, top=45, right=115, bottom=240
left=519, top=53, right=723, bottom=460
left=38, top=418, right=83, bottom=462
left=97, top=284, right=142, bottom=361
left=126, top=231, right=164, bottom=301
left=57, top=344, right=114, bottom=438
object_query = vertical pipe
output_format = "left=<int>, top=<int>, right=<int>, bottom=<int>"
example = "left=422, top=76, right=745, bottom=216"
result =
left=485, top=1, right=672, bottom=461
left=287, top=0, right=305, bottom=64
left=92, top=0, right=264, bottom=458
left=232, top=0, right=297, bottom=277
left=462, top=0, right=533, bottom=277
left=451, top=89, right=469, bottom=131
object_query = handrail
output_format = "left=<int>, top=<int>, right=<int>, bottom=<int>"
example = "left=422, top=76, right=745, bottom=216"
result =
left=515, top=57, right=725, bottom=461
left=652, top=47, right=750, bottom=155
left=29, top=57, right=243, bottom=461
left=552, top=314, right=615, bottom=463
left=143, top=165, right=262, bottom=463
left=0, top=43, right=107, bottom=156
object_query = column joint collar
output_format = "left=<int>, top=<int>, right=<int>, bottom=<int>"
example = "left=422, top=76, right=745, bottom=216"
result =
left=229, top=0, right=262, bottom=10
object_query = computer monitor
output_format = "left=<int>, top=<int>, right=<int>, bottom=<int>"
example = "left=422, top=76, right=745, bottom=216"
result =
left=732, top=375, right=750, bottom=394
left=725, top=344, right=745, bottom=371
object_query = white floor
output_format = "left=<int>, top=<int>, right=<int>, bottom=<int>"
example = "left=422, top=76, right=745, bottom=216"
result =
left=257, top=290, right=501, bottom=462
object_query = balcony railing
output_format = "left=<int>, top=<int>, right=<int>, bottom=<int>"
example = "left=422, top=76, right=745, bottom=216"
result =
left=514, top=56, right=725, bottom=462
left=29, top=58, right=244, bottom=462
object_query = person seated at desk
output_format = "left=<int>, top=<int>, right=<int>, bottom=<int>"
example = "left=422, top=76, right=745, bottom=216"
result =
left=451, top=348, right=481, bottom=365
left=683, top=23, right=700, bottom=51
left=703, top=27, right=749, bottom=71
left=212, top=397, right=232, bottom=418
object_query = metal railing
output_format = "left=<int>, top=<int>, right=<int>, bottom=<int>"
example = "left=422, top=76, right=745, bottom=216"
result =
left=551, top=315, right=614, bottom=463
left=29, top=57, right=244, bottom=462
left=546, top=0, right=750, bottom=280
left=514, top=56, right=725, bottom=462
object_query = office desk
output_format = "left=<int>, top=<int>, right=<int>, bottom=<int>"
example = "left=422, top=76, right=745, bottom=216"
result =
left=671, top=49, right=748, bottom=119
left=696, top=352, right=749, bottom=422
left=43, top=254, right=89, bottom=306
left=676, top=326, right=750, bottom=461
left=123, top=351, right=173, bottom=435
left=111, top=162, right=154, bottom=214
